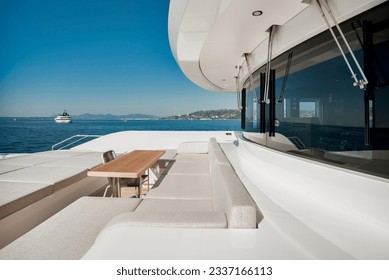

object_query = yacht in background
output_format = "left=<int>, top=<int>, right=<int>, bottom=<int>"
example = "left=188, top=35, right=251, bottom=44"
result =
left=54, top=110, right=72, bottom=123
left=0, top=0, right=388, bottom=260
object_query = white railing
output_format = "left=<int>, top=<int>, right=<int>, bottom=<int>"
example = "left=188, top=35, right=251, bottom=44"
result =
left=51, top=134, right=101, bottom=150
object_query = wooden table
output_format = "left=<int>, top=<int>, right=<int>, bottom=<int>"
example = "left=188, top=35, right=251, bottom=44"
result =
left=88, top=150, right=166, bottom=197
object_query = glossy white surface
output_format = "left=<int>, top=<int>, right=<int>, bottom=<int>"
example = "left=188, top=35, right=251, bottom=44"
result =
left=169, top=0, right=386, bottom=92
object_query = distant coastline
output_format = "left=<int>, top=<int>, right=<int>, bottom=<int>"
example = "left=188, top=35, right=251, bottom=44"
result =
left=0, top=109, right=240, bottom=121
left=161, top=109, right=239, bottom=120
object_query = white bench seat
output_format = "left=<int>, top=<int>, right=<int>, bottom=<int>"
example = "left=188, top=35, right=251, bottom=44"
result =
left=38, top=157, right=102, bottom=169
left=0, top=181, right=53, bottom=219
left=0, top=155, right=63, bottom=166
left=101, top=211, right=227, bottom=229
left=174, top=153, right=209, bottom=162
left=146, top=174, right=212, bottom=199
left=0, top=166, right=87, bottom=192
left=136, top=198, right=214, bottom=212
left=0, top=138, right=260, bottom=259
left=0, top=197, right=140, bottom=259
left=32, top=150, right=98, bottom=158
left=167, top=161, right=210, bottom=175
left=0, top=164, right=28, bottom=175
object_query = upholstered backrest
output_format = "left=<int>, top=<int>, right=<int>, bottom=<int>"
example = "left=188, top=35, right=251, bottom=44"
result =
left=211, top=163, right=257, bottom=229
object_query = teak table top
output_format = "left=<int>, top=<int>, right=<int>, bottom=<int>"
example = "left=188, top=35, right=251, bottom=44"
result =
left=88, top=150, right=166, bottom=178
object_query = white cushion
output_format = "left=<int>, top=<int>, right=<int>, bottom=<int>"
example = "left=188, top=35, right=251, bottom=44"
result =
left=146, top=174, right=212, bottom=199
left=0, top=166, right=87, bottom=192
left=136, top=198, right=214, bottom=212
left=0, top=164, right=28, bottom=175
left=0, top=181, right=53, bottom=219
left=73, top=152, right=105, bottom=159
left=33, top=150, right=96, bottom=158
left=101, top=211, right=227, bottom=229
left=167, top=161, right=210, bottom=175
left=177, top=142, right=209, bottom=154
left=211, top=164, right=258, bottom=229
left=174, top=153, right=209, bottom=162
left=0, top=156, right=63, bottom=166
left=0, top=197, right=141, bottom=259
left=38, top=157, right=102, bottom=169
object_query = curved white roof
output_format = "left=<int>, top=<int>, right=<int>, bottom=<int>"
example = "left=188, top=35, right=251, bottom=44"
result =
left=168, top=0, right=384, bottom=92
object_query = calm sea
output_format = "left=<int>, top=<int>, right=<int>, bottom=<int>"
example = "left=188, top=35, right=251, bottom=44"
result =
left=0, top=119, right=241, bottom=153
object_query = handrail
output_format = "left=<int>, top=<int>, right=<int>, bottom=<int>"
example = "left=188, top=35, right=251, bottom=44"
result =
left=52, top=134, right=101, bottom=150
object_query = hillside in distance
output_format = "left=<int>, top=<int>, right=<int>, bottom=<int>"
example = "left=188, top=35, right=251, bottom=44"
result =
left=71, top=113, right=158, bottom=120
left=55, top=109, right=240, bottom=120
left=161, top=109, right=240, bottom=120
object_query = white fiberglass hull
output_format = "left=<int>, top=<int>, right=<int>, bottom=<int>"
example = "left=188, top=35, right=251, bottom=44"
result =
left=54, top=117, right=72, bottom=123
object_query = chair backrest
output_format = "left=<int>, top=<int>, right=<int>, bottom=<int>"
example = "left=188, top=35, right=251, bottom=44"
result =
left=102, top=150, right=116, bottom=164
left=101, top=150, right=116, bottom=186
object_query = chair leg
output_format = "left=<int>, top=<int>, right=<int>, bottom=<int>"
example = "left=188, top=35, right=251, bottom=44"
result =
left=147, top=169, right=150, bottom=191
left=103, top=185, right=111, bottom=197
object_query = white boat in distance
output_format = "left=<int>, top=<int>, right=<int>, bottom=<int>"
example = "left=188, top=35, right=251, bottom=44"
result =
left=54, top=110, right=72, bottom=123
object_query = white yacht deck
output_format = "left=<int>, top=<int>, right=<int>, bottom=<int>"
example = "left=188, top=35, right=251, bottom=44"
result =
left=1, top=131, right=388, bottom=259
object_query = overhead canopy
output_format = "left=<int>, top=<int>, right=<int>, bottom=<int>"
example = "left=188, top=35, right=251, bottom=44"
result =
left=169, top=0, right=311, bottom=91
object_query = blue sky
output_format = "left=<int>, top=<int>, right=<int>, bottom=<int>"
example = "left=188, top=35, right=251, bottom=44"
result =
left=0, top=0, right=235, bottom=117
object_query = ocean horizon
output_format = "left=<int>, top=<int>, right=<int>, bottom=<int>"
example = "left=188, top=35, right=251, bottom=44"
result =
left=0, top=119, right=241, bottom=154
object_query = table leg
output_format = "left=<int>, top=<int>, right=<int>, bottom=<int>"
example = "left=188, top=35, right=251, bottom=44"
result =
left=112, top=177, right=120, bottom=198
left=138, top=176, right=141, bottom=198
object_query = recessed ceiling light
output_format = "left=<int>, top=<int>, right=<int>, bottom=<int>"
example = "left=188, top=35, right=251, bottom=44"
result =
left=252, top=10, right=263, bottom=17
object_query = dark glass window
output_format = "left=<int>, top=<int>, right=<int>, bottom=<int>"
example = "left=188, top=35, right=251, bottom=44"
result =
left=242, top=2, right=389, bottom=178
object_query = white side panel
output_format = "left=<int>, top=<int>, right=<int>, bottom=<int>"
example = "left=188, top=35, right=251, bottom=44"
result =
left=232, top=138, right=389, bottom=259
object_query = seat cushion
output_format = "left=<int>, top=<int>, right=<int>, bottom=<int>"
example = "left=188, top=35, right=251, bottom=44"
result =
left=177, top=142, right=209, bottom=154
left=101, top=211, right=227, bottom=229
left=38, top=157, right=102, bottom=169
left=0, top=164, right=28, bottom=175
left=0, top=197, right=141, bottom=259
left=0, top=166, right=87, bottom=192
left=167, top=161, right=210, bottom=175
left=211, top=164, right=257, bottom=229
left=146, top=174, right=212, bottom=199
left=174, top=153, right=209, bottom=162
left=32, top=150, right=97, bottom=158
left=0, top=181, right=53, bottom=219
left=136, top=198, right=214, bottom=212
left=0, top=155, right=63, bottom=166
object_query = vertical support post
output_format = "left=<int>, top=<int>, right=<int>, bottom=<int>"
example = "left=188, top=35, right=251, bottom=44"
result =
left=269, top=69, right=276, bottom=137
left=241, top=88, right=246, bottom=130
left=363, top=20, right=374, bottom=145
left=260, top=73, right=266, bottom=133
